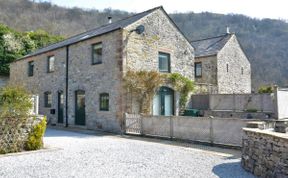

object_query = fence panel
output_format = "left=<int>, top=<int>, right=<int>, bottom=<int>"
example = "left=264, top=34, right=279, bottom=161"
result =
left=124, top=113, right=252, bottom=147
left=142, top=116, right=171, bottom=137
left=173, top=116, right=211, bottom=142
left=212, top=118, right=246, bottom=146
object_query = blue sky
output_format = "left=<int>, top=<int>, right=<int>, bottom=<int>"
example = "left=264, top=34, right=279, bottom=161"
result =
left=43, top=0, right=287, bottom=20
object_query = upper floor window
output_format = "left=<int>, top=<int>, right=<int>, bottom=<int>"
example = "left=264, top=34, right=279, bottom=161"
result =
left=92, top=42, right=102, bottom=65
left=44, top=91, right=52, bottom=108
left=195, top=62, right=202, bottom=77
left=158, top=52, right=170, bottom=73
left=99, top=93, right=109, bottom=111
left=28, top=61, right=34, bottom=77
left=47, top=55, right=55, bottom=73
left=226, top=64, right=229, bottom=73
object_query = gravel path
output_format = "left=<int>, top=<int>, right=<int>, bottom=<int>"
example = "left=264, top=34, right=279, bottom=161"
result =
left=0, top=128, right=255, bottom=178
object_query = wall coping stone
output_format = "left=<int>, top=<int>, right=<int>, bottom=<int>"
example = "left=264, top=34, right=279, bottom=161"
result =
left=243, top=128, right=288, bottom=140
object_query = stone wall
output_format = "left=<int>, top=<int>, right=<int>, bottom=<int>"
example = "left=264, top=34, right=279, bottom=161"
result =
left=122, top=9, right=194, bottom=115
left=194, top=55, right=217, bottom=89
left=123, top=9, right=194, bottom=79
left=9, top=30, right=123, bottom=132
left=217, top=34, right=251, bottom=94
left=9, top=8, right=195, bottom=132
left=242, top=128, right=288, bottom=177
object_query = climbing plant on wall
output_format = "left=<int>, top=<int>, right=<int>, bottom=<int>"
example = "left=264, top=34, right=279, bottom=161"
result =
left=123, top=70, right=165, bottom=115
left=167, top=73, right=194, bottom=114
left=123, top=71, right=194, bottom=115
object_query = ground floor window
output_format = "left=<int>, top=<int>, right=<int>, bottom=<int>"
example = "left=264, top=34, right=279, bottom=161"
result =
left=99, top=93, right=109, bottom=111
left=44, top=91, right=52, bottom=108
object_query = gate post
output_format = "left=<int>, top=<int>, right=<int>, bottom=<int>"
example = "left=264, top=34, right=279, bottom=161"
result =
left=209, top=116, right=214, bottom=145
left=140, top=114, right=143, bottom=135
left=170, top=116, right=174, bottom=139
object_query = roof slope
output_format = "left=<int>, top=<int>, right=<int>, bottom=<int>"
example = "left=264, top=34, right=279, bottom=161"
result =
left=191, top=33, right=233, bottom=57
left=21, top=6, right=163, bottom=59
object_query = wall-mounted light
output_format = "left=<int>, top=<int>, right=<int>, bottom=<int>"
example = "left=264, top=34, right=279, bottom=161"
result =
left=130, top=25, right=145, bottom=34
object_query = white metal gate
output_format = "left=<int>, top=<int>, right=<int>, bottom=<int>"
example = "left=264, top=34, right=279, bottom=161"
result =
left=125, top=113, right=142, bottom=134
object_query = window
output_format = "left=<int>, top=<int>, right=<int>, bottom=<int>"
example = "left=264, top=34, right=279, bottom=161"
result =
left=241, top=67, right=244, bottom=75
left=47, top=56, right=55, bottom=72
left=195, top=62, right=202, bottom=77
left=158, top=52, right=170, bottom=73
left=44, top=91, right=52, bottom=108
left=28, top=61, right=34, bottom=77
left=99, top=93, right=109, bottom=111
left=226, top=64, right=229, bottom=73
left=92, top=43, right=102, bottom=64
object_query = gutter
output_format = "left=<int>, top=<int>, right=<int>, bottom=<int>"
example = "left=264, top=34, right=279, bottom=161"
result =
left=65, top=45, right=69, bottom=127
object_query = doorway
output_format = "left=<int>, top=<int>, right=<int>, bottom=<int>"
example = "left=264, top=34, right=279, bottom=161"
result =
left=153, top=87, right=174, bottom=116
left=57, top=91, right=64, bottom=123
left=75, top=90, right=86, bottom=125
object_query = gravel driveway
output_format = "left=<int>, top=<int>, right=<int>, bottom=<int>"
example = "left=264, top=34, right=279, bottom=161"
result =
left=0, top=128, right=255, bottom=178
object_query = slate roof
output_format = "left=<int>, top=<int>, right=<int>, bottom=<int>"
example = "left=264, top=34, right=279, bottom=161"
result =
left=191, top=33, right=233, bottom=57
left=19, top=6, right=163, bottom=60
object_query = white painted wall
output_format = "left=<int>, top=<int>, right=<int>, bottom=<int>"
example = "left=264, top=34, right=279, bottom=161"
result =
left=276, top=88, right=288, bottom=119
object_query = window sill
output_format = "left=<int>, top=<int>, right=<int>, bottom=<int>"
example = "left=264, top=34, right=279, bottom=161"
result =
left=159, top=71, right=171, bottom=73
left=92, top=62, right=102, bottom=65
left=99, top=109, right=109, bottom=112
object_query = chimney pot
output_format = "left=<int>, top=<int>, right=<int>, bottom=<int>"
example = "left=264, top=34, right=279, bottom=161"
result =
left=108, top=16, right=112, bottom=24
left=226, top=26, right=230, bottom=34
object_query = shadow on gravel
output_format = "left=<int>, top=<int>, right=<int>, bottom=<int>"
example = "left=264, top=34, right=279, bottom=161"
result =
left=44, top=128, right=107, bottom=138
left=121, top=134, right=241, bottom=159
left=212, top=162, right=255, bottom=178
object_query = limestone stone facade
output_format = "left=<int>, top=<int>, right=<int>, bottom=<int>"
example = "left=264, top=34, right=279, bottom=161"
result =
left=192, top=33, right=251, bottom=94
left=242, top=128, right=288, bottom=177
left=9, top=7, right=194, bottom=132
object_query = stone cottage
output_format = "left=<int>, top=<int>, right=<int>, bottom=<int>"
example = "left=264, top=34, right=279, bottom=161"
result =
left=9, top=6, right=194, bottom=132
left=191, top=32, right=251, bottom=94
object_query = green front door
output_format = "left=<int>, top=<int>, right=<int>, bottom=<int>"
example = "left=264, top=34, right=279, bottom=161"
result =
left=75, top=90, right=85, bottom=125
left=57, top=91, right=64, bottom=123
left=153, top=87, right=174, bottom=116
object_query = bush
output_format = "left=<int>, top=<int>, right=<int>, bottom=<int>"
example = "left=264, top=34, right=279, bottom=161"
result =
left=0, top=86, right=32, bottom=120
left=25, top=117, right=47, bottom=151
left=246, top=109, right=258, bottom=112
left=258, top=85, right=273, bottom=94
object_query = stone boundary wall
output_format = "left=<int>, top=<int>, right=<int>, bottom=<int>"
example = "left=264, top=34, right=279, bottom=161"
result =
left=242, top=128, right=288, bottom=177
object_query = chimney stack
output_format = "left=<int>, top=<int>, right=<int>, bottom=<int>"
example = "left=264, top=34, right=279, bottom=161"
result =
left=226, top=26, right=230, bottom=34
left=108, top=16, right=112, bottom=24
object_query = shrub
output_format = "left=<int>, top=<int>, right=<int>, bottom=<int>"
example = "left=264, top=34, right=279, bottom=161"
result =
left=246, top=109, right=258, bottom=112
left=25, top=117, right=47, bottom=151
left=0, top=86, right=32, bottom=120
left=0, top=86, right=33, bottom=154
left=258, top=85, right=273, bottom=94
